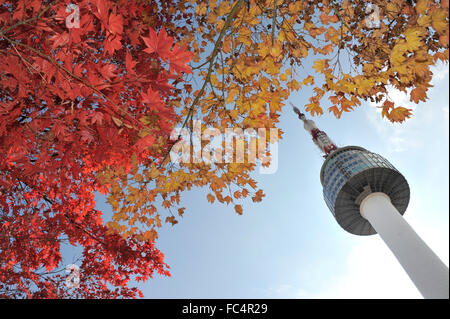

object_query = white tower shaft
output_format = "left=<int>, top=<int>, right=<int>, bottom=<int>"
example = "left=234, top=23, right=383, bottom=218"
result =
left=360, top=192, right=449, bottom=299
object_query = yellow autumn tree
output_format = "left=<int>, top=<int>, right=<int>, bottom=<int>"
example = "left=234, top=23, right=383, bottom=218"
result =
left=104, top=0, right=449, bottom=240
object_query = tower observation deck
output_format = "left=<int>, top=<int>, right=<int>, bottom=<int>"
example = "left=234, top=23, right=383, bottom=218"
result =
left=320, top=146, right=410, bottom=235
left=293, top=104, right=448, bottom=299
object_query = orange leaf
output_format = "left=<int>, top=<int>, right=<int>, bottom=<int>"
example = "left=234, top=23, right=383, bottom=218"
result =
left=207, top=193, right=215, bottom=203
left=388, top=107, right=413, bottom=123
left=410, top=87, right=427, bottom=103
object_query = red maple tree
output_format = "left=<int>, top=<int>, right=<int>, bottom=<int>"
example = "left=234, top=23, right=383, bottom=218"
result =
left=0, top=0, right=191, bottom=298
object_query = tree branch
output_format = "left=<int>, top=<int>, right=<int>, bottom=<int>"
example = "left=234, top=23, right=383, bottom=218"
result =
left=0, top=0, right=58, bottom=36
left=158, top=0, right=245, bottom=168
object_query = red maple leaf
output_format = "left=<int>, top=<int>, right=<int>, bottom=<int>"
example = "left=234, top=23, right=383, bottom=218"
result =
left=126, top=51, right=137, bottom=75
left=141, top=27, right=173, bottom=60
left=142, top=87, right=163, bottom=107
left=135, top=134, right=155, bottom=153
left=80, top=129, right=95, bottom=144
left=94, top=0, right=110, bottom=26
left=108, top=13, right=123, bottom=35
left=168, top=43, right=193, bottom=75
left=51, top=32, right=69, bottom=49
left=90, top=112, right=104, bottom=125
left=99, top=64, right=116, bottom=81
left=104, top=34, right=122, bottom=55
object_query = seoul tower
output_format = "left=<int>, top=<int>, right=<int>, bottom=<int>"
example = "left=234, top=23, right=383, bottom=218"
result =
left=292, top=105, right=449, bottom=299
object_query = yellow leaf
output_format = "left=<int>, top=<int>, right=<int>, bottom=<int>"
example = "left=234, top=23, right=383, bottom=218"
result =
left=287, top=79, right=300, bottom=91
left=217, top=1, right=231, bottom=16
left=207, top=11, right=218, bottom=24
left=302, top=75, right=314, bottom=86
left=391, top=41, right=408, bottom=65
left=386, top=3, right=400, bottom=15
left=270, top=42, right=283, bottom=59
left=363, top=63, right=375, bottom=73
left=305, top=102, right=323, bottom=116
left=312, top=59, right=327, bottom=73
left=328, top=105, right=342, bottom=118
left=210, top=74, right=219, bottom=86
left=196, top=2, right=208, bottom=15
left=216, top=19, right=225, bottom=31
left=106, top=221, right=120, bottom=231
left=150, top=166, right=160, bottom=179
left=405, top=27, right=426, bottom=51
left=416, top=0, right=429, bottom=14
left=143, top=229, right=158, bottom=241
left=229, top=109, right=239, bottom=119
left=432, top=9, right=448, bottom=34
left=258, top=43, right=270, bottom=57
left=417, top=14, right=431, bottom=27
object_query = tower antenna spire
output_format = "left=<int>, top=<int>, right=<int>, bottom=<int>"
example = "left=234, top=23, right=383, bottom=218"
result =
left=291, top=103, right=337, bottom=156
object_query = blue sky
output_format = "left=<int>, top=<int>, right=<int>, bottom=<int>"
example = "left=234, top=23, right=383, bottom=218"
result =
left=90, top=62, right=449, bottom=299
